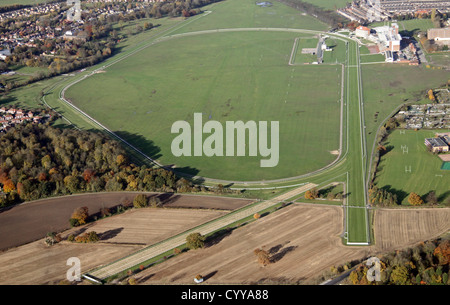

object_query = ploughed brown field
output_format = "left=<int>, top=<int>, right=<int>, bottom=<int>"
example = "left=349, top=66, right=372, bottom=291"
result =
left=0, top=193, right=448, bottom=285
left=0, top=192, right=252, bottom=251
left=132, top=205, right=450, bottom=284
left=0, top=207, right=230, bottom=285
left=373, top=208, right=450, bottom=250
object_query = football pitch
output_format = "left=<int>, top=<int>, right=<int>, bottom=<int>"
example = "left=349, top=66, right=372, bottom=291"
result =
left=374, top=129, right=450, bottom=205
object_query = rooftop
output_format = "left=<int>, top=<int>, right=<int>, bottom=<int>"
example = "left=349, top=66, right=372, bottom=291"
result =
left=425, top=137, right=449, bottom=147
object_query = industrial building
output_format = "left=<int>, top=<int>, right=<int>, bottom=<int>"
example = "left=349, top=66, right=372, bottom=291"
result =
left=427, top=28, right=450, bottom=46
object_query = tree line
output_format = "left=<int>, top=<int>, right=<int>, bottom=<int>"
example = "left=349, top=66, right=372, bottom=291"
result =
left=348, top=236, right=450, bottom=285
left=0, top=121, right=197, bottom=207
left=0, top=119, right=242, bottom=207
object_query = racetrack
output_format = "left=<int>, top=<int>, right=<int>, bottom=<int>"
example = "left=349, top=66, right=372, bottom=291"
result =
left=59, top=27, right=349, bottom=185
left=46, top=0, right=371, bottom=249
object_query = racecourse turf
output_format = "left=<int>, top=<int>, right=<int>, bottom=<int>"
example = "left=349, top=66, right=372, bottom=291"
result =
left=66, top=30, right=343, bottom=181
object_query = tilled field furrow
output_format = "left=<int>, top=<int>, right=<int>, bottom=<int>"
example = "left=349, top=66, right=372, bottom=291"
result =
left=88, top=184, right=317, bottom=279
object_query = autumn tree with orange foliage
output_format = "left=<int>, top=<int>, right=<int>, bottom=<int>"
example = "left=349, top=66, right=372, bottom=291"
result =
left=2, top=179, right=16, bottom=193
left=37, top=172, right=47, bottom=182
left=428, top=89, right=435, bottom=102
left=434, top=240, right=450, bottom=265
left=305, top=188, right=319, bottom=200
left=82, top=168, right=96, bottom=183
left=408, top=192, right=424, bottom=206
left=70, top=206, right=89, bottom=227
left=254, top=248, right=272, bottom=266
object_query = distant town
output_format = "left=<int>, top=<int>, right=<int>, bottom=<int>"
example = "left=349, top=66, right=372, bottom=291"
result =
left=338, top=0, right=450, bottom=24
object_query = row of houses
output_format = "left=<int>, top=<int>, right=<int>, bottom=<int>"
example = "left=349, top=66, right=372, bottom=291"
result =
left=377, top=0, right=450, bottom=15
left=0, top=107, right=46, bottom=132
left=338, top=1, right=392, bottom=24
left=0, top=1, right=155, bottom=62
left=0, top=3, right=62, bottom=22
left=338, top=0, right=450, bottom=24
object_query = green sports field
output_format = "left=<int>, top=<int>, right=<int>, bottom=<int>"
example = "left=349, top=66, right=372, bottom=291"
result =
left=374, top=129, right=450, bottom=205
left=66, top=30, right=342, bottom=181
left=168, top=0, right=328, bottom=35
left=441, top=162, right=450, bottom=170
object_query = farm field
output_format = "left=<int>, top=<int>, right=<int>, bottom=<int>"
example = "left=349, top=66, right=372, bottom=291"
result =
left=131, top=203, right=450, bottom=284
left=374, top=129, right=450, bottom=205
left=1, top=196, right=448, bottom=284
left=373, top=208, right=450, bottom=250
left=0, top=203, right=244, bottom=285
left=133, top=203, right=359, bottom=284
left=65, top=30, right=342, bottom=181
left=0, top=238, right=142, bottom=285
left=0, top=192, right=253, bottom=251
left=60, top=208, right=228, bottom=247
